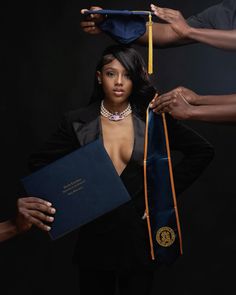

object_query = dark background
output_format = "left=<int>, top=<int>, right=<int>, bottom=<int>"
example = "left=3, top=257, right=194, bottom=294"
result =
left=1, top=0, right=236, bottom=294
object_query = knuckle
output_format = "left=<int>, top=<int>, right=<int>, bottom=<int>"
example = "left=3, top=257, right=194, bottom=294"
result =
left=36, top=211, right=46, bottom=220
left=177, top=86, right=183, bottom=92
left=17, top=199, right=22, bottom=206
left=35, top=203, right=43, bottom=210
left=25, top=214, right=33, bottom=222
left=18, top=208, right=24, bottom=215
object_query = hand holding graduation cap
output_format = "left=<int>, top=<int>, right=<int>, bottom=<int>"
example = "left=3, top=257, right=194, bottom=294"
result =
left=150, top=4, right=191, bottom=39
left=81, top=6, right=104, bottom=35
left=80, top=4, right=191, bottom=39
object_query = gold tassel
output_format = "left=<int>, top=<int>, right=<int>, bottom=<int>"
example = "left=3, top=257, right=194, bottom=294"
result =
left=148, top=13, right=153, bottom=75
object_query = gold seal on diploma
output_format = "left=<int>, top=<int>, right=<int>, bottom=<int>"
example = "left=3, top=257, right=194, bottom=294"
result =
left=156, top=226, right=175, bottom=247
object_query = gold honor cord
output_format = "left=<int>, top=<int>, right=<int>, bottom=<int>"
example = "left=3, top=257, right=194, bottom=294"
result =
left=143, top=107, right=155, bottom=260
left=161, top=113, right=183, bottom=255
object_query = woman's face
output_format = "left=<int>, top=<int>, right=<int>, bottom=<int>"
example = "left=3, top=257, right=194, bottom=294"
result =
left=97, top=58, right=133, bottom=105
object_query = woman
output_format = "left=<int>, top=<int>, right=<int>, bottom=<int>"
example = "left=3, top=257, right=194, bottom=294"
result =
left=28, top=45, right=214, bottom=295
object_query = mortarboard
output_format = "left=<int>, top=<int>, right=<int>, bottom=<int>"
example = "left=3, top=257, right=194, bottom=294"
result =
left=83, top=9, right=154, bottom=74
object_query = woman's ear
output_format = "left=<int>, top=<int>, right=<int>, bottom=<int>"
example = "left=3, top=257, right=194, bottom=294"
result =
left=96, top=71, right=102, bottom=84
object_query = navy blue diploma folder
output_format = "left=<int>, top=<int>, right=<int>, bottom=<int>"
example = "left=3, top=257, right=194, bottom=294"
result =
left=21, top=140, right=131, bottom=240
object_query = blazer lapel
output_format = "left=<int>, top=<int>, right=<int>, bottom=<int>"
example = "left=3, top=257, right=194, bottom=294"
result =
left=131, top=112, right=145, bottom=164
left=72, top=102, right=101, bottom=147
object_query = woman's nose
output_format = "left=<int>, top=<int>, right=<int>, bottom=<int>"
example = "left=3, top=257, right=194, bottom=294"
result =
left=115, top=74, right=123, bottom=85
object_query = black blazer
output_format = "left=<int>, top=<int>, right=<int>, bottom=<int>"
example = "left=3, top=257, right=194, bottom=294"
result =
left=29, top=101, right=214, bottom=271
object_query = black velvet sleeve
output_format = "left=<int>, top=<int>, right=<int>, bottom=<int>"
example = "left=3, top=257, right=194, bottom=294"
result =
left=167, top=116, right=214, bottom=195
left=28, top=112, right=79, bottom=172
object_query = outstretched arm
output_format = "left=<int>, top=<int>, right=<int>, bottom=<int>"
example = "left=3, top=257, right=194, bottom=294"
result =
left=184, top=27, right=236, bottom=50
left=137, top=22, right=192, bottom=48
left=0, top=220, right=19, bottom=242
left=150, top=87, right=236, bottom=122
left=138, top=4, right=194, bottom=47
left=150, top=4, right=236, bottom=50
left=0, top=197, right=55, bottom=242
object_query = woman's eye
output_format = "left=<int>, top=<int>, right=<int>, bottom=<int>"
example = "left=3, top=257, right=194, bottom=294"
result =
left=106, top=71, right=115, bottom=77
left=124, top=73, right=131, bottom=79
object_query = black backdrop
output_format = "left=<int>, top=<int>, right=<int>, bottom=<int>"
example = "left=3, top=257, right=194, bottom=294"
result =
left=1, top=0, right=236, bottom=294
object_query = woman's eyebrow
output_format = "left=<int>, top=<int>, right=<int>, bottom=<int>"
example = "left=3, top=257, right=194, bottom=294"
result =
left=103, top=67, right=128, bottom=73
left=103, top=67, right=117, bottom=70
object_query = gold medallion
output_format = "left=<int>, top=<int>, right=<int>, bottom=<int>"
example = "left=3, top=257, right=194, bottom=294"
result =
left=156, top=226, right=175, bottom=247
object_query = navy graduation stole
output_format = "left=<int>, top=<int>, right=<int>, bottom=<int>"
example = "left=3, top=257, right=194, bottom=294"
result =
left=143, top=108, right=183, bottom=264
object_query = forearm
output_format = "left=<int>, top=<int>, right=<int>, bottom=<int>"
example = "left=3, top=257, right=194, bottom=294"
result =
left=189, top=104, right=236, bottom=122
left=196, top=94, right=236, bottom=106
left=187, top=27, right=236, bottom=50
left=0, top=220, right=18, bottom=242
left=137, top=22, right=193, bottom=48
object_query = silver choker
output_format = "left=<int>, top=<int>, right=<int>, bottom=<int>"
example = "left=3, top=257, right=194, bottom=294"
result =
left=100, top=100, right=132, bottom=121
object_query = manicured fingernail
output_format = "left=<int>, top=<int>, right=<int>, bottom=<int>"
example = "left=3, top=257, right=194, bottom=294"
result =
left=46, top=226, right=51, bottom=231
left=46, top=202, right=52, bottom=206
left=48, top=216, right=54, bottom=222
left=50, top=208, right=56, bottom=214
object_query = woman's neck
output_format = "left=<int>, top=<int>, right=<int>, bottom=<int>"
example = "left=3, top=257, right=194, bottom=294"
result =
left=103, top=100, right=129, bottom=113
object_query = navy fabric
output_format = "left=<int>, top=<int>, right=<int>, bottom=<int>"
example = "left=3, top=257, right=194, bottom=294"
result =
left=187, top=0, right=236, bottom=29
left=83, top=10, right=151, bottom=44
left=84, top=9, right=154, bottom=16
left=99, top=15, right=146, bottom=44
left=145, top=110, right=181, bottom=264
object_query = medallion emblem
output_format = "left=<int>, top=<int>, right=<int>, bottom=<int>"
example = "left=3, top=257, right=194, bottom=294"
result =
left=156, top=226, right=175, bottom=247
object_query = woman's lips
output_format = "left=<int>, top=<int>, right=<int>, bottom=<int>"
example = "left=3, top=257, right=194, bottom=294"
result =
left=113, top=89, right=124, bottom=96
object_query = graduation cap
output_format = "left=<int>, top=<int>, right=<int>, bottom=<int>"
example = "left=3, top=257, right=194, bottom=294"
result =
left=83, top=9, right=154, bottom=74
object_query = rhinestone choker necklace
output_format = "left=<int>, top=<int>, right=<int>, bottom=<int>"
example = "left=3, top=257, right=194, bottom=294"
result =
left=100, top=100, right=132, bottom=121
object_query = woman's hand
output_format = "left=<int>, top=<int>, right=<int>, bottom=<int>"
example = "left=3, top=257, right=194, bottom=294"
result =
left=80, top=6, right=104, bottom=35
left=150, top=4, right=191, bottom=38
left=15, top=197, right=56, bottom=233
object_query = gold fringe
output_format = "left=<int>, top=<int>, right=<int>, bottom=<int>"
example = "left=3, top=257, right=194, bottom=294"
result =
left=148, top=13, right=153, bottom=74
